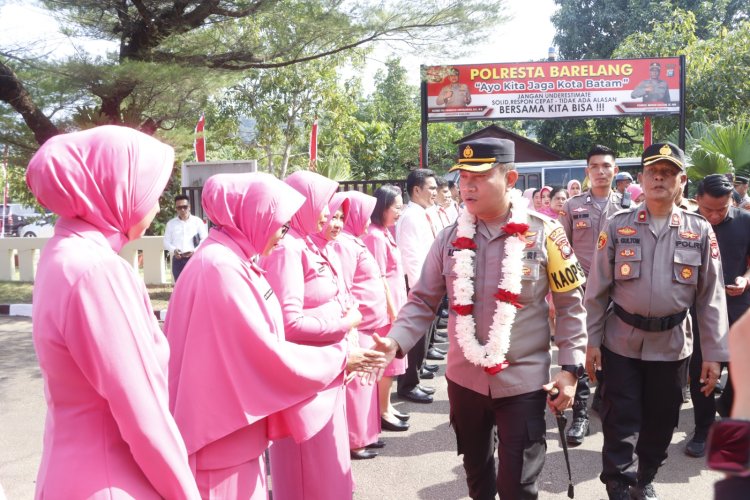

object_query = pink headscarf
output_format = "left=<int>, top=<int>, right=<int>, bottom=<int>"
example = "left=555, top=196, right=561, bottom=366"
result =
left=26, top=125, right=173, bottom=252
left=567, top=179, right=582, bottom=192
left=627, top=183, right=644, bottom=202
left=285, top=171, right=339, bottom=235
left=340, top=191, right=377, bottom=237
left=202, top=173, right=304, bottom=259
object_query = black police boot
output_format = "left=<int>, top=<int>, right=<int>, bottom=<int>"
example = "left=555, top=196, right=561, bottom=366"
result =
left=629, top=482, right=658, bottom=500
left=566, top=402, right=590, bottom=445
left=606, top=480, right=631, bottom=500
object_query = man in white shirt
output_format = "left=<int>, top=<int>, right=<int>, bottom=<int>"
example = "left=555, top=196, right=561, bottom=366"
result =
left=436, top=177, right=459, bottom=226
left=395, top=168, right=438, bottom=403
left=163, top=195, right=207, bottom=282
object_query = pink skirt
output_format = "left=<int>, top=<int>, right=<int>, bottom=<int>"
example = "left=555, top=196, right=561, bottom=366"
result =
left=195, top=456, right=267, bottom=500
left=381, top=324, right=407, bottom=376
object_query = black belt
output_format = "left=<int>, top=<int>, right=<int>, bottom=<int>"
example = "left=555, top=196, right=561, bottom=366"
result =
left=613, top=303, right=687, bottom=332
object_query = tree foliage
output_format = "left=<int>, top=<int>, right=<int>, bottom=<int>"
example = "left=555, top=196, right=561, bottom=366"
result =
left=552, top=0, right=747, bottom=60
left=1, top=0, right=507, bottom=148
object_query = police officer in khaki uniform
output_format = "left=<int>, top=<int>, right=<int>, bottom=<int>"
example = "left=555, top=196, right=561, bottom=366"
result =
left=376, top=137, right=588, bottom=499
left=585, top=142, right=729, bottom=500
left=630, top=62, right=671, bottom=103
left=436, top=68, right=472, bottom=107
left=559, top=144, right=625, bottom=445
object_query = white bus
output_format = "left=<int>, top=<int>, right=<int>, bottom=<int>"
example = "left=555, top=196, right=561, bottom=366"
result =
left=514, top=157, right=642, bottom=191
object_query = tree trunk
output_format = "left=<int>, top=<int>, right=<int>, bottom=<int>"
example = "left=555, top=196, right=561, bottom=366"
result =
left=279, top=143, right=292, bottom=178
left=0, top=60, right=59, bottom=145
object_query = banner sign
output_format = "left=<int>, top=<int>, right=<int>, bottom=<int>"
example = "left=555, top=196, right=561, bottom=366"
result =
left=423, top=57, right=681, bottom=122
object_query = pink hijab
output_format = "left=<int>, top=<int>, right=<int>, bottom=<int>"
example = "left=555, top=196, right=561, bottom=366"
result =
left=285, top=171, right=339, bottom=236
left=315, top=195, right=349, bottom=243
left=340, top=191, right=376, bottom=237
left=567, top=179, right=582, bottom=193
left=202, top=173, right=304, bottom=259
left=627, top=183, right=644, bottom=202
left=26, top=125, right=173, bottom=252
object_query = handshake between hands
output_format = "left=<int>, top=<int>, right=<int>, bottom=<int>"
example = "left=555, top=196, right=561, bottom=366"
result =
left=344, top=332, right=400, bottom=385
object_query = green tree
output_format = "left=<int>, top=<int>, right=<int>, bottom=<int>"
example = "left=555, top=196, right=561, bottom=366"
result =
left=214, top=55, right=362, bottom=179
left=552, top=0, right=747, bottom=59
left=1, top=0, right=508, bottom=149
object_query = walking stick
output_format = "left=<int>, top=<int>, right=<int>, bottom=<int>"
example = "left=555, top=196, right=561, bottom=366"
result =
left=549, top=388, right=575, bottom=498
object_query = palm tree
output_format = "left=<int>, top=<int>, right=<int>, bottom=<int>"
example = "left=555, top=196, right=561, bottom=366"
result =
left=673, top=121, right=750, bottom=183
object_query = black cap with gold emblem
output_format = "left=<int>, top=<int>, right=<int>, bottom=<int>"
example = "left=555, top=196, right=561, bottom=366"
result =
left=641, top=142, right=686, bottom=171
left=448, top=137, right=515, bottom=173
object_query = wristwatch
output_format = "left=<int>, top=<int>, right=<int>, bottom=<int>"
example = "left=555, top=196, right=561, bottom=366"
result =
left=560, top=364, right=585, bottom=378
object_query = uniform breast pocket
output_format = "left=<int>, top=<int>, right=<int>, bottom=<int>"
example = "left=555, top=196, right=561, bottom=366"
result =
left=673, top=249, right=700, bottom=285
left=614, top=246, right=641, bottom=280
left=520, top=259, right=539, bottom=299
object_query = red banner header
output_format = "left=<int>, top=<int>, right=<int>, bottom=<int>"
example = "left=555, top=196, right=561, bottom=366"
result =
left=423, top=57, right=681, bottom=122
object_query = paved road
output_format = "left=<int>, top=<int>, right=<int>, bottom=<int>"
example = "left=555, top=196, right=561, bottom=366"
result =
left=0, top=317, right=722, bottom=499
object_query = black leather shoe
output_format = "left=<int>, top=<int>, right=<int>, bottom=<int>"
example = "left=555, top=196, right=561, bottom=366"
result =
left=433, top=332, right=448, bottom=343
left=417, top=384, right=435, bottom=395
left=366, top=439, right=385, bottom=449
left=381, top=416, right=410, bottom=431
left=685, top=436, right=706, bottom=457
left=418, top=368, right=435, bottom=379
left=439, top=308, right=449, bottom=319
left=630, top=482, right=658, bottom=500
left=398, top=387, right=433, bottom=404
left=350, top=448, right=378, bottom=459
left=605, top=480, right=630, bottom=500
left=423, top=363, right=439, bottom=372
left=431, top=346, right=447, bottom=355
left=566, top=417, right=590, bottom=445
left=426, top=347, right=445, bottom=360
left=391, top=410, right=410, bottom=421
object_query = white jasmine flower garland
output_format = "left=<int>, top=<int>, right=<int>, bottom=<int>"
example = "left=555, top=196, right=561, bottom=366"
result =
left=451, top=191, right=529, bottom=374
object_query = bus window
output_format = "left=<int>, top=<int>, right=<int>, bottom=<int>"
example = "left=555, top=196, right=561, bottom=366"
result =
left=527, top=173, right=541, bottom=190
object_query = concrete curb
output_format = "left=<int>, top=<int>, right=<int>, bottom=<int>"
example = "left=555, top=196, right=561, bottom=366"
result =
left=0, top=304, right=167, bottom=321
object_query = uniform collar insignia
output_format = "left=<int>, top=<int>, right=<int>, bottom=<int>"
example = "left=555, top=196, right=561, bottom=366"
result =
left=670, top=212, right=681, bottom=226
left=636, top=210, right=648, bottom=223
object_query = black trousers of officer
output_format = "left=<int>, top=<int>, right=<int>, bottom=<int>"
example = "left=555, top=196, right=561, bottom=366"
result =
left=447, top=378, right=547, bottom=500
left=600, top=347, right=688, bottom=486
left=690, top=308, right=734, bottom=427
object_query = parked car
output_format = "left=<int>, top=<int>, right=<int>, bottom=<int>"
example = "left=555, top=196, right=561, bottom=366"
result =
left=19, top=214, right=55, bottom=237
left=0, top=204, right=42, bottom=237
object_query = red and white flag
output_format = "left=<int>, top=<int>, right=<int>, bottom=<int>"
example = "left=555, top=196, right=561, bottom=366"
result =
left=194, top=113, right=206, bottom=162
left=309, top=118, right=318, bottom=171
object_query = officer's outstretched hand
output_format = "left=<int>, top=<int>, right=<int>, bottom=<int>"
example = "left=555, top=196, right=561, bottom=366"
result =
left=371, top=333, right=399, bottom=380
left=543, top=370, right=577, bottom=413
left=586, top=346, right=601, bottom=383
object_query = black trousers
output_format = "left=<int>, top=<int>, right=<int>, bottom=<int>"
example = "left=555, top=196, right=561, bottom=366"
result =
left=396, top=318, right=434, bottom=394
left=691, top=307, right=735, bottom=422
left=600, top=347, right=688, bottom=486
left=447, top=379, right=547, bottom=500
left=171, top=255, right=190, bottom=282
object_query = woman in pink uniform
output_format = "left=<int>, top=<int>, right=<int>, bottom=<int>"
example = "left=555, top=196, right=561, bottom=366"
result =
left=331, top=191, right=389, bottom=458
left=165, top=173, right=358, bottom=499
left=261, top=171, right=365, bottom=500
left=362, top=185, right=411, bottom=429
left=27, top=126, right=200, bottom=499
